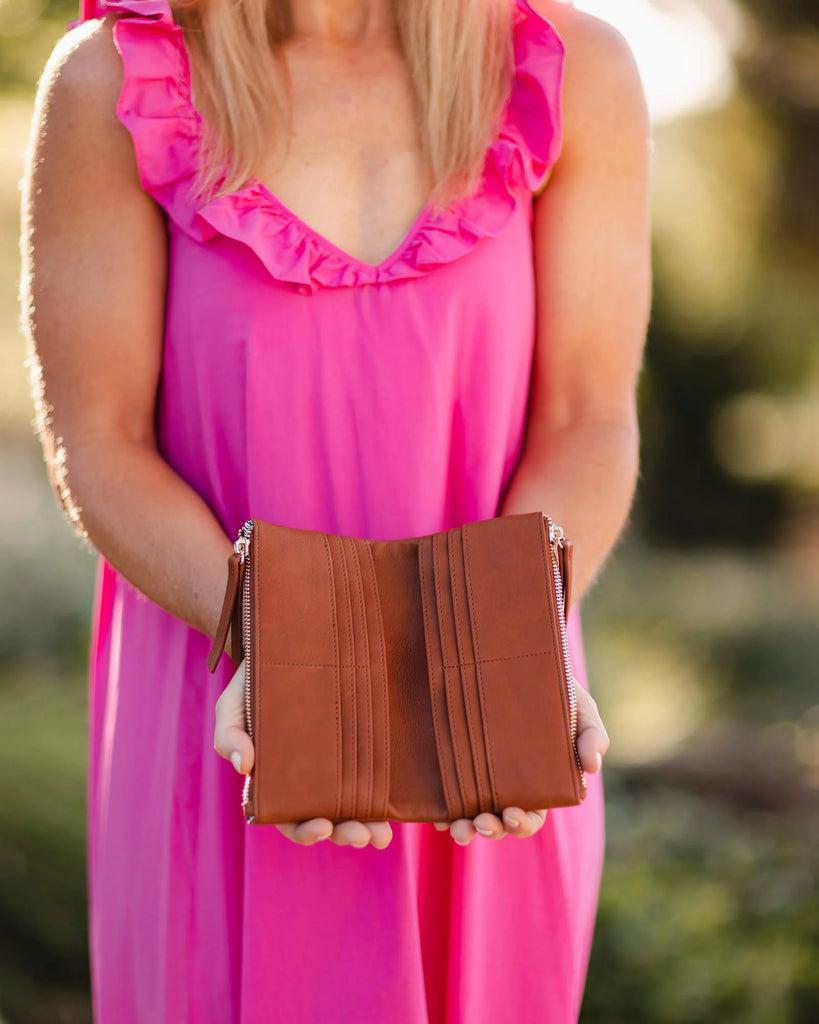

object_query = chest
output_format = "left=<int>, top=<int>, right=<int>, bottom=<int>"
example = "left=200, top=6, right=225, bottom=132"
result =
left=158, top=202, right=539, bottom=533
left=254, top=42, right=432, bottom=267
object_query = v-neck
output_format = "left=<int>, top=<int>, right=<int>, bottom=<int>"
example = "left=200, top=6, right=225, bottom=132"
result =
left=250, top=179, right=438, bottom=274
left=108, top=0, right=567, bottom=291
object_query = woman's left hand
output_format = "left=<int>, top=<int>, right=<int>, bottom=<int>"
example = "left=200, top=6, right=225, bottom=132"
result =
left=213, top=659, right=394, bottom=848
left=435, top=685, right=609, bottom=845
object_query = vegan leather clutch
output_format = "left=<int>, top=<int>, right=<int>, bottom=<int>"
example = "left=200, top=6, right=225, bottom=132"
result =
left=207, top=511, right=586, bottom=824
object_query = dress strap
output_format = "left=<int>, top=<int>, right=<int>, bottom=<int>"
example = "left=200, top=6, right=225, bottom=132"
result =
left=78, top=0, right=106, bottom=20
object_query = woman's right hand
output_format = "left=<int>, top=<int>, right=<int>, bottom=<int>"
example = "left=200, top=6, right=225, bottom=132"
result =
left=214, top=659, right=393, bottom=849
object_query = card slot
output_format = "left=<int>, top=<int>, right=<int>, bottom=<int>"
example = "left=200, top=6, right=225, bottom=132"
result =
left=433, top=530, right=479, bottom=818
left=460, top=514, right=578, bottom=811
left=360, top=540, right=391, bottom=821
left=448, top=527, right=494, bottom=815
left=321, top=533, right=343, bottom=823
left=418, top=534, right=461, bottom=822
left=329, top=534, right=356, bottom=820
left=461, top=522, right=500, bottom=813
left=346, top=537, right=374, bottom=820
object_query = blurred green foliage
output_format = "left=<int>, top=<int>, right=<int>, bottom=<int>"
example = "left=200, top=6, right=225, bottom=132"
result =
left=0, top=0, right=817, bottom=1022
left=0, top=2, right=76, bottom=92
left=0, top=668, right=91, bottom=1024
left=584, top=783, right=819, bottom=1024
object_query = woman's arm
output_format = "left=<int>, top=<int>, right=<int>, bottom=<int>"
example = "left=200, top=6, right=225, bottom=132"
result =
left=23, top=19, right=392, bottom=851
left=498, top=3, right=652, bottom=601
left=443, top=6, right=648, bottom=846
left=21, top=19, right=233, bottom=640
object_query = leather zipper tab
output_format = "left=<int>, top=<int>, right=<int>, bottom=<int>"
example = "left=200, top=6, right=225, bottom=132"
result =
left=207, top=551, right=243, bottom=673
left=559, top=539, right=573, bottom=616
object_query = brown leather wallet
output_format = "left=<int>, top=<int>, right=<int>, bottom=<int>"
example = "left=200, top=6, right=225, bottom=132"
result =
left=208, top=511, right=586, bottom=824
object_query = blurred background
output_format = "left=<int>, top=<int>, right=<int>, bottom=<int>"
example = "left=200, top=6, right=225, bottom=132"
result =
left=1, top=0, right=817, bottom=1021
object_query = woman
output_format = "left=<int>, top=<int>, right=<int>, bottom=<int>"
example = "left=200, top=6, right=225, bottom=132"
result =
left=21, top=0, right=649, bottom=1020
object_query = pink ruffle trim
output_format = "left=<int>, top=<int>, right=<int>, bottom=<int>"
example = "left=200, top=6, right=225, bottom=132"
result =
left=92, top=0, right=565, bottom=292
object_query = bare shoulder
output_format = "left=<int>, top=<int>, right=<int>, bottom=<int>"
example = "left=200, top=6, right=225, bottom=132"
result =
left=528, top=0, right=649, bottom=157
left=529, top=0, right=645, bottom=92
left=40, top=16, right=123, bottom=99
left=29, top=16, right=141, bottom=192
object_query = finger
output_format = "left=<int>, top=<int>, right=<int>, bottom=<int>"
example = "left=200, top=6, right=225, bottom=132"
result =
left=501, top=806, right=547, bottom=838
left=450, top=818, right=477, bottom=845
left=330, top=820, right=373, bottom=848
left=214, top=658, right=247, bottom=726
left=433, top=821, right=450, bottom=831
left=575, top=686, right=610, bottom=774
left=472, top=812, right=505, bottom=839
left=214, top=659, right=256, bottom=773
left=214, top=723, right=255, bottom=774
left=364, top=821, right=393, bottom=849
left=276, top=818, right=334, bottom=845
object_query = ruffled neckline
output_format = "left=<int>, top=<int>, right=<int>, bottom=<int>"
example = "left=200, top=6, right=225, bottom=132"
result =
left=99, top=0, right=565, bottom=292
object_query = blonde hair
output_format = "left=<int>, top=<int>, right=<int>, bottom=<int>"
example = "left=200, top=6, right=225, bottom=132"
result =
left=171, top=0, right=515, bottom=209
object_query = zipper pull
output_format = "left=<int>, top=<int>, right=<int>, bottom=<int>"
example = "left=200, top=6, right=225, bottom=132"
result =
left=559, top=539, right=574, bottom=616
left=207, top=547, right=244, bottom=673
left=545, top=514, right=573, bottom=616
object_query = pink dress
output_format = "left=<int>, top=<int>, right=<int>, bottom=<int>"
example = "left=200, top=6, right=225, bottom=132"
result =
left=76, top=1, right=604, bottom=1021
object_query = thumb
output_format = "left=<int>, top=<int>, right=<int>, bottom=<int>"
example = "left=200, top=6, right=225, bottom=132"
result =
left=221, top=727, right=255, bottom=775
left=574, top=685, right=610, bottom=774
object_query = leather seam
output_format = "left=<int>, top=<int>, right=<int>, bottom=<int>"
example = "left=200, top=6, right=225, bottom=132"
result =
left=447, top=651, right=551, bottom=666
left=335, top=533, right=356, bottom=820
left=420, top=535, right=456, bottom=822
left=448, top=529, right=483, bottom=815
left=321, top=532, right=343, bottom=822
left=462, top=524, right=499, bottom=813
left=350, top=540, right=373, bottom=820
left=434, top=532, right=467, bottom=819
left=258, top=653, right=552, bottom=668
left=260, top=661, right=367, bottom=668
left=364, top=542, right=390, bottom=821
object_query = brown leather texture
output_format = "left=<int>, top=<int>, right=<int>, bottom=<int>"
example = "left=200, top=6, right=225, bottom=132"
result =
left=210, top=511, right=586, bottom=824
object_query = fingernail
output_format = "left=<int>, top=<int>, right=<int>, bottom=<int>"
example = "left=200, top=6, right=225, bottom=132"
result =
left=503, top=812, right=519, bottom=829
left=352, top=840, right=369, bottom=849
left=528, top=811, right=544, bottom=826
left=476, top=826, right=494, bottom=837
left=595, top=752, right=602, bottom=772
left=230, top=752, right=242, bottom=772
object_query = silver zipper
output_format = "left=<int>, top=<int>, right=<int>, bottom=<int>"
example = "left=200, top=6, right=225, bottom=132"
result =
left=543, top=514, right=586, bottom=791
left=236, top=519, right=255, bottom=820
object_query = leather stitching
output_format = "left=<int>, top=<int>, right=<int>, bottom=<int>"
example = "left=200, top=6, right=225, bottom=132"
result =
left=448, top=529, right=482, bottom=817
left=350, top=539, right=373, bottom=820
left=364, top=542, right=390, bottom=821
left=419, top=535, right=456, bottom=822
left=259, top=652, right=552, bottom=669
left=260, top=661, right=367, bottom=668
left=434, top=532, right=467, bottom=819
left=321, top=531, right=343, bottom=822
left=335, top=533, right=356, bottom=820
left=462, top=523, right=499, bottom=813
